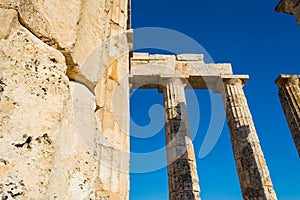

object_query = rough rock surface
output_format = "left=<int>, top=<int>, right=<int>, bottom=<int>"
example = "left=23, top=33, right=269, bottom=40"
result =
left=0, top=0, right=130, bottom=199
left=0, top=0, right=131, bottom=89
left=0, top=7, right=69, bottom=199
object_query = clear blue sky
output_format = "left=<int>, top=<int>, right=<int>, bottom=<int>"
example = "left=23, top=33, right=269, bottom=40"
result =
left=129, top=0, right=300, bottom=199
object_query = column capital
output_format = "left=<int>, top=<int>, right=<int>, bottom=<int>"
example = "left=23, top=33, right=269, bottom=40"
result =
left=158, top=77, right=188, bottom=93
left=213, top=75, right=249, bottom=93
left=223, top=78, right=243, bottom=86
left=222, top=75, right=249, bottom=85
left=276, top=74, right=300, bottom=88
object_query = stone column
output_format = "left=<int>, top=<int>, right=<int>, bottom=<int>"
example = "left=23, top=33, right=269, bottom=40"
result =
left=222, top=78, right=277, bottom=200
left=275, top=75, right=300, bottom=157
left=162, top=78, right=201, bottom=200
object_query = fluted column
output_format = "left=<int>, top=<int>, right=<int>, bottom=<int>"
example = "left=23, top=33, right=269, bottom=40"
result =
left=162, top=78, right=200, bottom=200
left=276, top=75, right=300, bottom=157
left=222, top=78, right=277, bottom=200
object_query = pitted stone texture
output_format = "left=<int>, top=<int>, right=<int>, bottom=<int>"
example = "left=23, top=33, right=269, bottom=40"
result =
left=276, top=0, right=300, bottom=24
left=0, top=7, right=69, bottom=199
left=169, top=191, right=201, bottom=200
left=0, top=1, right=130, bottom=199
left=222, top=78, right=277, bottom=200
left=163, top=78, right=201, bottom=200
left=276, top=74, right=300, bottom=157
left=0, top=0, right=131, bottom=90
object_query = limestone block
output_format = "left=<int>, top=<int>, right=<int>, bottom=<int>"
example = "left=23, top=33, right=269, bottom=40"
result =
left=214, top=63, right=233, bottom=75
left=1, top=0, right=130, bottom=91
left=0, top=0, right=131, bottom=199
left=150, top=54, right=176, bottom=61
left=72, top=32, right=131, bottom=90
left=73, top=0, right=109, bottom=66
left=0, top=8, right=69, bottom=198
left=112, top=0, right=120, bottom=24
left=92, top=44, right=130, bottom=199
left=43, top=0, right=82, bottom=49
left=130, top=54, right=234, bottom=91
left=72, top=0, right=129, bottom=68
left=131, top=62, right=176, bottom=76
left=69, top=81, right=98, bottom=151
left=0, top=9, right=18, bottom=39
left=0, top=0, right=82, bottom=49
left=17, top=0, right=55, bottom=45
left=132, top=52, right=149, bottom=61
left=47, top=80, right=127, bottom=200
left=175, top=62, right=219, bottom=77
left=176, top=54, right=204, bottom=62
left=131, top=60, right=149, bottom=69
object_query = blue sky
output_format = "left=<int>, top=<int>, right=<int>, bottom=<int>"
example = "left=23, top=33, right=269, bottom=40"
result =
left=129, top=0, right=300, bottom=199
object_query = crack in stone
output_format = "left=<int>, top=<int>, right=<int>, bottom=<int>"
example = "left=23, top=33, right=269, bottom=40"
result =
left=6, top=7, right=95, bottom=92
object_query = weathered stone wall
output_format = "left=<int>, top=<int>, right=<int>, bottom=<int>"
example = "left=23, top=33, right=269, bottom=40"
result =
left=0, top=0, right=131, bottom=199
left=276, top=0, right=300, bottom=24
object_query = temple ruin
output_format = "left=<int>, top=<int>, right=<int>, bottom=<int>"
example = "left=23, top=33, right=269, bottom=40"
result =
left=1, top=0, right=298, bottom=199
left=130, top=53, right=277, bottom=200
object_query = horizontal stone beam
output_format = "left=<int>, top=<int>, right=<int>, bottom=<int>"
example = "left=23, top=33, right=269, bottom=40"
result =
left=130, top=53, right=233, bottom=77
left=131, top=53, right=204, bottom=62
left=130, top=53, right=240, bottom=92
left=129, top=74, right=249, bottom=93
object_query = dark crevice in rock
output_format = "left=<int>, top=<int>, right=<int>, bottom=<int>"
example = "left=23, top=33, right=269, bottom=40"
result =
left=0, top=158, right=9, bottom=165
left=36, top=134, right=52, bottom=145
left=17, top=11, right=57, bottom=47
left=0, top=78, right=7, bottom=93
left=13, top=136, right=32, bottom=149
left=58, top=44, right=96, bottom=93
left=8, top=191, right=23, bottom=198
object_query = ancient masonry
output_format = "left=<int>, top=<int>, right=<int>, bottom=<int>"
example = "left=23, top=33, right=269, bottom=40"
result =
left=276, top=0, right=300, bottom=24
left=130, top=53, right=277, bottom=200
left=0, top=0, right=131, bottom=199
left=0, top=0, right=279, bottom=200
left=276, top=75, right=300, bottom=157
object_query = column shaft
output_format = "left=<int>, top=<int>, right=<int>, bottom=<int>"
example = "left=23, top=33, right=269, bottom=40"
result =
left=276, top=75, right=300, bottom=157
left=222, top=78, right=277, bottom=200
left=163, top=78, right=200, bottom=200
